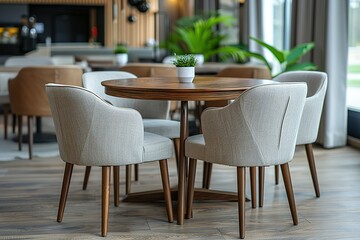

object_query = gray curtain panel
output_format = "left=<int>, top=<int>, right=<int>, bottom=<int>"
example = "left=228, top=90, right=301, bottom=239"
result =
left=291, top=0, right=348, bottom=148
left=248, top=0, right=264, bottom=54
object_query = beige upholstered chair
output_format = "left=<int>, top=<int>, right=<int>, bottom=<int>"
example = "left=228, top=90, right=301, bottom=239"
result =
left=8, top=66, right=83, bottom=159
left=0, top=72, right=17, bottom=139
left=46, top=84, right=174, bottom=237
left=185, top=83, right=307, bottom=239
left=82, top=71, right=180, bottom=193
left=1, top=56, right=54, bottom=139
left=202, top=65, right=272, bottom=190
left=267, top=71, right=328, bottom=200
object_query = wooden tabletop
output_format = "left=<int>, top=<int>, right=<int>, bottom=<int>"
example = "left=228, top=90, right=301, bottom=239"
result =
left=103, top=76, right=275, bottom=101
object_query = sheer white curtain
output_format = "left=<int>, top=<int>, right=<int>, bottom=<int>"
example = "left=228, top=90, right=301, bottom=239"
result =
left=291, top=0, right=349, bottom=148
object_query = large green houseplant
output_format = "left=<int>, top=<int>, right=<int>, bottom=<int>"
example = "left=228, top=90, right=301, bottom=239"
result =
left=162, top=13, right=246, bottom=62
left=244, top=36, right=317, bottom=77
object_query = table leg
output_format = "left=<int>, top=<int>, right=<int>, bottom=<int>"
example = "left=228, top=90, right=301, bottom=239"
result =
left=177, top=101, right=188, bottom=225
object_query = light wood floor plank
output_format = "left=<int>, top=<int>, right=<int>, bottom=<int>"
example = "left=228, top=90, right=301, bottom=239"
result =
left=0, top=145, right=360, bottom=239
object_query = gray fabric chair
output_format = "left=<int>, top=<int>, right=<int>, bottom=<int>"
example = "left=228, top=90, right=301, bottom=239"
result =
left=185, top=83, right=307, bottom=239
left=46, top=84, right=174, bottom=237
left=270, top=71, right=328, bottom=199
left=81, top=71, right=180, bottom=193
left=201, top=65, right=272, bottom=190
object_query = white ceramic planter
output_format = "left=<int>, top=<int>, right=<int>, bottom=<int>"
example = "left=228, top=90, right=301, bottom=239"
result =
left=116, top=53, right=128, bottom=65
left=177, top=67, right=195, bottom=83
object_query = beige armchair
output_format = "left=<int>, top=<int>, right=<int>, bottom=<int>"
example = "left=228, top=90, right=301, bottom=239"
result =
left=46, top=84, right=174, bottom=237
left=8, top=66, right=83, bottom=159
left=1, top=56, right=54, bottom=139
left=185, top=83, right=307, bottom=239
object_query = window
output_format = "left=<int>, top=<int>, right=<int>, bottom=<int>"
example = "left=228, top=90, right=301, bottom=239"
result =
left=347, top=0, right=360, bottom=110
left=261, top=0, right=292, bottom=70
left=262, top=0, right=292, bottom=50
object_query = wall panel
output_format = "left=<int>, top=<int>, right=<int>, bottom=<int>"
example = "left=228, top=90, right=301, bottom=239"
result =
left=0, top=0, right=159, bottom=47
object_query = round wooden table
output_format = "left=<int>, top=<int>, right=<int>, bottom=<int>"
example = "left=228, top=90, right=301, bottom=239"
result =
left=102, top=76, right=275, bottom=225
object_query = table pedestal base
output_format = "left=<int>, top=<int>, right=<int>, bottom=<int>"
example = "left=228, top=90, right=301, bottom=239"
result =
left=121, top=188, right=249, bottom=202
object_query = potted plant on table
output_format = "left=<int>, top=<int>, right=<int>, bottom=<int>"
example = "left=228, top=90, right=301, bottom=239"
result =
left=172, top=54, right=197, bottom=83
left=114, top=43, right=128, bottom=65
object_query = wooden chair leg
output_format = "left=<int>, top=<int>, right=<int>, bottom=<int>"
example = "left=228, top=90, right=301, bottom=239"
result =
left=258, top=166, right=265, bottom=207
left=202, top=162, right=208, bottom=189
left=186, top=158, right=197, bottom=219
left=275, top=165, right=279, bottom=185
left=281, top=163, right=298, bottom=225
left=134, top=164, right=139, bottom=181
left=159, top=160, right=174, bottom=223
left=237, top=167, right=246, bottom=239
left=126, top=165, right=131, bottom=195
left=3, top=104, right=8, bottom=139
left=102, top=166, right=111, bottom=237
left=82, top=166, right=92, bottom=190
left=57, top=163, right=73, bottom=222
left=173, top=138, right=180, bottom=173
left=27, top=116, right=33, bottom=160
left=12, top=113, right=16, bottom=134
left=18, top=115, right=22, bottom=151
left=205, top=162, right=213, bottom=189
left=250, top=167, right=256, bottom=208
left=305, top=144, right=320, bottom=197
left=113, top=166, right=120, bottom=207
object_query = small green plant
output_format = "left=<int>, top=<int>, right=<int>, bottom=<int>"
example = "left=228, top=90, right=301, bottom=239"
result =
left=172, top=54, right=197, bottom=67
left=114, top=44, right=128, bottom=54
left=244, top=36, right=317, bottom=77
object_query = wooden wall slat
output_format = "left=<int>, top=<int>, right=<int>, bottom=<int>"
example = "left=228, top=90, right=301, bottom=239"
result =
left=116, top=0, right=158, bottom=47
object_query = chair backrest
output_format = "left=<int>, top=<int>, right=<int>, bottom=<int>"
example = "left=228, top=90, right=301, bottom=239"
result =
left=204, top=65, right=272, bottom=108
left=273, top=71, right=328, bottom=144
left=8, top=66, right=83, bottom=116
left=82, top=71, right=170, bottom=119
left=46, top=84, right=144, bottom=166
left=82, top=71, right=136, bottom=102
left=4, top=56, right=54, bottom=67
left=119, top=63, right=176, bottom=77
left=216, top=65, right=272, bottom=80
left=200, top=83, right=307, bottom=167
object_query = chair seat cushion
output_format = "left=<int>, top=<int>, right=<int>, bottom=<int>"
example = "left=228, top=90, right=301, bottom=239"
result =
left=143, top=119, right=180, bottom=139
left=143, top=132, right=174, bottom=162
left=185, top=134, right=205, bottom=161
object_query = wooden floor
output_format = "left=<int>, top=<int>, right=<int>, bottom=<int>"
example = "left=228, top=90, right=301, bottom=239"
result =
left=0, top=145, right=360, bottom=239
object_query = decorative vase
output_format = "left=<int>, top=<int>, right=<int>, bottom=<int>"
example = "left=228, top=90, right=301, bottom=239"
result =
left=177, top=67, right=195, bottom=83
left=116, top=53, right=128, bottom=65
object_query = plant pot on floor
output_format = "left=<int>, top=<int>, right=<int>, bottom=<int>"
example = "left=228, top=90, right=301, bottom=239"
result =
left=177, top=67, right=195, bottom=83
